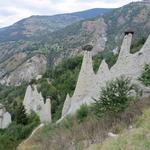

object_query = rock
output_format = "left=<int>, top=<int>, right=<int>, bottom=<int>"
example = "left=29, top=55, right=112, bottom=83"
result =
left=0, top=103, right=12, bottom=129
left=36, top=75, right=42, bottom=80
left=0, top=54, right=47, bottom=86
left=108, top=132, right=118, bottom=138
left=129, top=125, right=133, bottom=129
left=82, top=45, right=93, bottom=51
left=23, top=85, right=51, bottom=123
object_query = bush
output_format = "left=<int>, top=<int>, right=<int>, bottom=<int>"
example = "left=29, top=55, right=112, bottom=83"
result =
left=139, top=64, right=150, bottom=86
left=93, top=76, right=136, bottom=118
left=76, top=104, right=90, bottom=123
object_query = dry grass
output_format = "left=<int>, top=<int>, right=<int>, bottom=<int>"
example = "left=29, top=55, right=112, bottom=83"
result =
left=18, top=97, right=150, bottom=150
left=87, top=103, right=150, bottom=150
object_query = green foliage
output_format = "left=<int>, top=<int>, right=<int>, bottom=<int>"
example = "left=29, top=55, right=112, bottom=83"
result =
left=139, top=64, right=150, bottom=86
left=99, top=51, right=118, bottom=68
left=106, top=53, right=118, bottom=69
left=0, top=113, right=39, bottom=150
left=0, top=82, right=28, bottom=118
left=13, top=103, right=28, bottom=125
left=93, top=76, right=136, bottom=118
left=38, top=56, right=83, bottom=120
left=76, top=104, right=90, bottom=123
left=130, top=37, right=146, bottom=54
left=0, top=83, right=40, bottom=150
left=93, top=55, right=103, bottom=73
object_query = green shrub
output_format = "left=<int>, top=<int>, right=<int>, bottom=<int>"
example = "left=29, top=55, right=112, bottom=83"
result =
left=93, top=76, right=136, bottom=118
left=139, top=64, right=150, bottom=86
left=76, top=104, right=90, bottom=123
left=13, top=103, right=28, bottom=125
left=28, top=112, right=40, bottom=125
left=0, top=112, right=39, bottom=150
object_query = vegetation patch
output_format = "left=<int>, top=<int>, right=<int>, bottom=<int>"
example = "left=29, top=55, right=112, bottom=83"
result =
left=17, top=98, right=150, bottom=150
left=93, top=76, right=137, bottom=118
left=76, top=104, right=90, bottom=123
left=0, top=112, right=39, bottom=150
left=97, top=107, right=150, bottom=150
left=139, top=64, right=150, bottom=86
left=130, top=37, right=146, bottom=54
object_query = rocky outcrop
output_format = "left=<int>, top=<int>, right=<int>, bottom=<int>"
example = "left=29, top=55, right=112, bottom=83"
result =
left=0, top=103, right=12, bottom=129
left=61, top=32, right=150, bottom=119
left=0, top=54, right=47, bottom=86
left=23, top=85, right=51, bottom=123
left=0, top=52, right=27, bottom=79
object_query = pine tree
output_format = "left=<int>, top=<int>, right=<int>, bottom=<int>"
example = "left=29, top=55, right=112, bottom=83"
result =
left=14, top=103, right=28, bottom=125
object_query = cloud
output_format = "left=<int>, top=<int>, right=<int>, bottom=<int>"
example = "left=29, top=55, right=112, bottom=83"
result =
left=0, top=0, right=141, bottom=28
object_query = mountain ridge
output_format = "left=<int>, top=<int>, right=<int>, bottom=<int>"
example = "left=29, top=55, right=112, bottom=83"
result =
left=0, top=8, right=112, bottom=42
left=1, top=1, right=150, bottom=85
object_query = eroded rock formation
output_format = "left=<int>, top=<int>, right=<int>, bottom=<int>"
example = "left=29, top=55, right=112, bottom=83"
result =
left=0, top=104, right=12, bottom=129
left=61, top=32, right=150, bottom=119
left=23, top=85, right=51, bottom=123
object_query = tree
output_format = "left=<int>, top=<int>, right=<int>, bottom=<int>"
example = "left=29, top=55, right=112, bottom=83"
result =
left=93, top=76, right=136, bottom=118
left=14, top=103, right=28, bottom=125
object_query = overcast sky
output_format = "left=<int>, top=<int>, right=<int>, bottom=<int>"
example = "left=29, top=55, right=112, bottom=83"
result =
left=0, top=0, right=141, bottom=28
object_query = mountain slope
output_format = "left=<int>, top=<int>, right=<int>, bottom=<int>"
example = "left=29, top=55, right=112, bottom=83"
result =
left=17, top=98, right=150, bottom=150
left=104, top=1, right=150, bottom=51
left=1, top=1, right=150, bottom=85
left=0, top=8, right=112, bottom=43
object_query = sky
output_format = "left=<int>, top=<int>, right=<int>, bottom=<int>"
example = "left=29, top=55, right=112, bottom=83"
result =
left=0, top=0, right=142, bottom=28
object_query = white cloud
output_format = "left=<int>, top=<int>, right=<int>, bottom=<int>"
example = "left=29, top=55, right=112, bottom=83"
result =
left=0, top=0, right=141, bottom=28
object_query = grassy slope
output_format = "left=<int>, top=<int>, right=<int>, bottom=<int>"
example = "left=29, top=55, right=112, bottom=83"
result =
left=87, top=106, right=150, bottom=150
left=17, top=98, right=150, bottom=150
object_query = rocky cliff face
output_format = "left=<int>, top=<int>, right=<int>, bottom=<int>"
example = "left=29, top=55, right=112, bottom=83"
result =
left=0, top=54, right=47, bottom=86
left=0, top=52, right=27, bottom=78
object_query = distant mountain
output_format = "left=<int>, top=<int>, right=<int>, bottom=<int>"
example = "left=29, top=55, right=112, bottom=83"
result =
left=1, top=1, right=150, bottom=85
left=0, top=8, right=112, bottom=43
